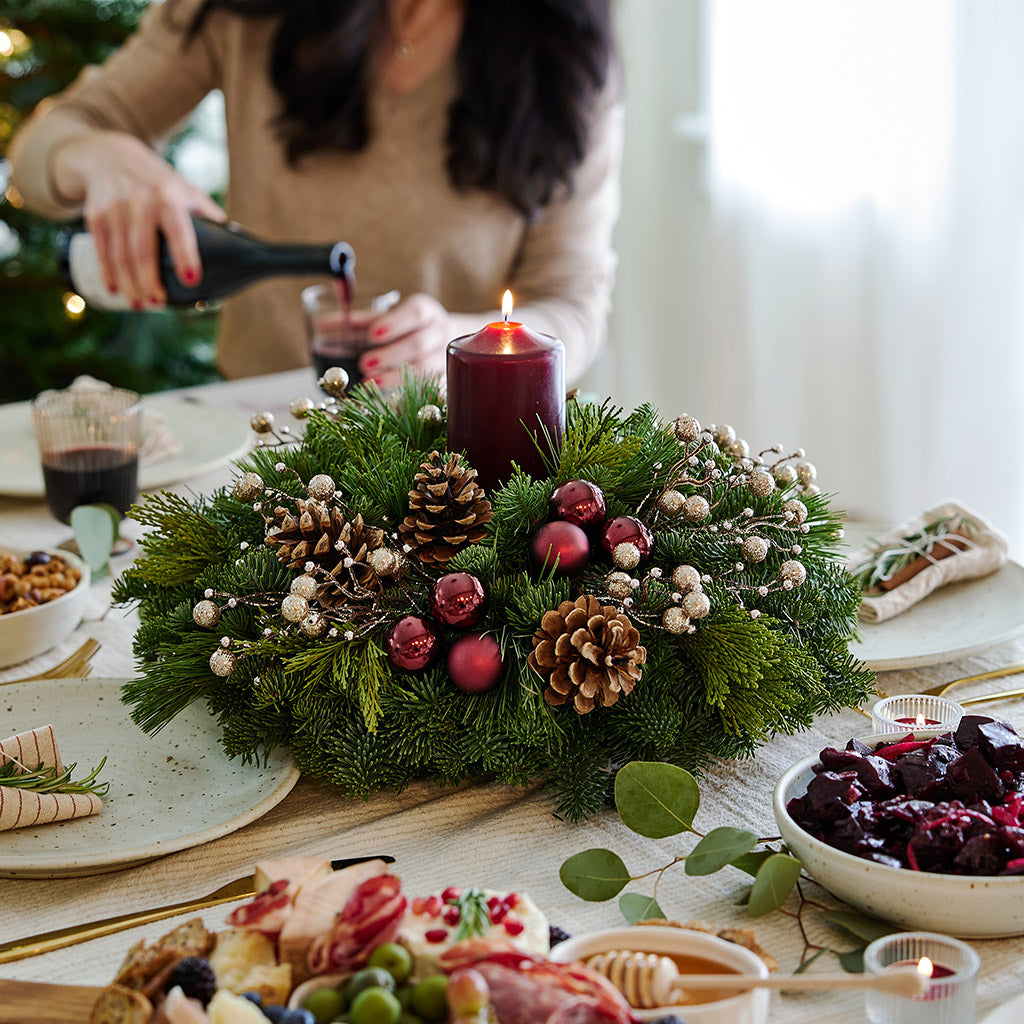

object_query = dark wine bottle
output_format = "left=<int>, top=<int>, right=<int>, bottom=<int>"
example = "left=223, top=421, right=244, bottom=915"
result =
left=59, top=216, right=354, bottom=310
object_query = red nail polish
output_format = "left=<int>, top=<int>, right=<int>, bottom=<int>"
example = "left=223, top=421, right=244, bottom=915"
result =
left=131, top=299, right=143, bottom=311
left=150, top=295, right=163, bottom=306
left=107, top=282, right=119, bottom=294
left=373, top=326, right=388, bottom=339
left=364, top=358, right=380, bottom=369
left=183, top=268, right=199, bottom=284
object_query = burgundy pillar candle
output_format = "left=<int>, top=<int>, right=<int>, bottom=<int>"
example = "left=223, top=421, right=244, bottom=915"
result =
left=446, top=291, right=565, bottom=492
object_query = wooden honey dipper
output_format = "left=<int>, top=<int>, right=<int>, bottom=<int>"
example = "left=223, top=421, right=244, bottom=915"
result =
left=584, top=950, right=929, bottom=1008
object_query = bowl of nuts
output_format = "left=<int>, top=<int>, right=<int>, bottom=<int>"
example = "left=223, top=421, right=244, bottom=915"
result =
left=0, top=548, right=90, bottom=668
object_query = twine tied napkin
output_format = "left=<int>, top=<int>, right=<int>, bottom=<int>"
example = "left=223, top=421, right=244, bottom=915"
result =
left=69, top=375, right=183, bottom=463
left=0, top=725, right=103, bottom=831
left=846, top=501, right=1009, bottom=623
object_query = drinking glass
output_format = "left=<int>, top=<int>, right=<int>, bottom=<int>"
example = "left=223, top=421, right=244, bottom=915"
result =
left=301, top=283, right=399, bottom=389
left=32, top=387, right=142, bottom=525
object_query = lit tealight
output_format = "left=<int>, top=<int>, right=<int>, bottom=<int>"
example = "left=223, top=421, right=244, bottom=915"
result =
left=870, top=694, right=963, bottom=734
left=917, top=957, right=933, bottom=979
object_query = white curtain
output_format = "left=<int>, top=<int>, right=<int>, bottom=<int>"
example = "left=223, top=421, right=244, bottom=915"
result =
left=593, top=0, right=1024, bottom=558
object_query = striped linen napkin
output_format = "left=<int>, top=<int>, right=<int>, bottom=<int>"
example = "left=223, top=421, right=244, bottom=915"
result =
left=0, top=724, right=103, bottom=831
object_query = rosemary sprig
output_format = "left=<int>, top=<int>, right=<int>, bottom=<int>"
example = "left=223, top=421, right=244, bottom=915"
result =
left=849, top=513, right=976, bottom=592
left=0, top=756, right=109, bottom=797
left=453, top=888, right=491, bottom=941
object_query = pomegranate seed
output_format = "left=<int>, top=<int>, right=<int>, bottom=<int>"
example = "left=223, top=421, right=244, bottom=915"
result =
left=505, top=892, right=520, bottom=909
left=503, top=916, right=525, bottom=936
left=425, top=928, right=449, bottom=943
left=425, top=895, right=444, bottom=917
left=443, top=906, right=462, bottom=926
left=442, top=885, right=462, bottom=902
left=486, top=896, right=502, bottom=912
left=412, top=897, right=427, bottom=915
left=489, top=904, right=508, bottom=924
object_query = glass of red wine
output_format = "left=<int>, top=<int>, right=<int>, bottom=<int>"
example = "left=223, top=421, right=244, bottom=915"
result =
left=301, top=282, right=400, bottom=391
left=31, top=386, right=142, bottom=526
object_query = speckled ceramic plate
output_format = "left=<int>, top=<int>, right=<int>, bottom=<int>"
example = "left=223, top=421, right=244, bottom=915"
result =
left=0, top=677, right=298, bottom=877
left=844, top=522, right=1024, bottom=671
left=0, top=393, right=252, bottom=497
left=981, top=990, right=1024, bottom=1024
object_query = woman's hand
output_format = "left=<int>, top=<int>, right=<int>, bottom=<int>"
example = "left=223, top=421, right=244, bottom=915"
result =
left=360, top=293, right=456, bottom=390
left=52, top=130, right=225, bottom=308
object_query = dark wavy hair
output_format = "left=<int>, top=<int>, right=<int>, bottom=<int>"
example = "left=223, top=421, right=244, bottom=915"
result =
left=180, top=0, right=614, bottom=216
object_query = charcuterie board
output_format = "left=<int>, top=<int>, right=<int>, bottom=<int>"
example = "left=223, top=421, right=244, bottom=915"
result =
left=0, top=979, right=102, bottom=1024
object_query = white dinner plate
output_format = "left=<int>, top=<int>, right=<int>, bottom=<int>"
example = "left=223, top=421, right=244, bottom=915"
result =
left=843, top=522, right=1024, bottom=671
left=0, top=677, right=299, bottom=877
left=980, top=990, right=1024, bottom=1024
left=0, top=393, right=253, bottom=498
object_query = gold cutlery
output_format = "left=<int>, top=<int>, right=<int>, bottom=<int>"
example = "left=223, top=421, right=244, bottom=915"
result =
left=858, top=661, right=1024, bottom=718
left=0, top=855, right=395, bottom=965
left=0, top=638, right=100, bottom=687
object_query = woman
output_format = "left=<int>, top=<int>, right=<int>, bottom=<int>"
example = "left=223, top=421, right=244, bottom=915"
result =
left=10, top=0, right=622, bottom=387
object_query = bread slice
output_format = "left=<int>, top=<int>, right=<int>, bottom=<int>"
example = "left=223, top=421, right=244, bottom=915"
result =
left=88, top=984, right=153, bottom=1024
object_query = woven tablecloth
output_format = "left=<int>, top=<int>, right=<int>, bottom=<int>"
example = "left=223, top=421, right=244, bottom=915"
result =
left=2, top=370, right=1023, bottom=1023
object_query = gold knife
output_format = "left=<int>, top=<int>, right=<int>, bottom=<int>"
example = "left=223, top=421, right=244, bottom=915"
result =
left=0, top=854, right=394, bottom=966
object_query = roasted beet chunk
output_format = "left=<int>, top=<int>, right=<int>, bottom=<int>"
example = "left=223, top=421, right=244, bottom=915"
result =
left=897, top=743, right=960, bottom=798
left=949, top=747, right=1002, bottom=803
left=954, top=832, right=1006, bottom=875
left=818, top=748, right=896, bottom=797
left=846, top=737, right=874, bottom=756
left=803, top=771, right=864, bottom=823
left=954, top=715, right=995, bottom=752
left=978, top=720, right=1024, bottom=773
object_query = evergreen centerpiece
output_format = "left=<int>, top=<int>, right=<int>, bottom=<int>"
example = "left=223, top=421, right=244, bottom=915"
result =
left=113, top=377, right=873, bottom=821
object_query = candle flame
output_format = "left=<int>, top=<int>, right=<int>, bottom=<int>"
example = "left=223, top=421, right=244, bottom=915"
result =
left=502, top=289, right=514, bottom=322
left=915, top=712, right=927, bottom=727
left=917, top=957, right=934, bottom=979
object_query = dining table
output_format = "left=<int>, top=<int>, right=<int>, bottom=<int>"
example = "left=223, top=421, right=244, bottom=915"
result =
left=2, top=367, right=1024, bottom=1024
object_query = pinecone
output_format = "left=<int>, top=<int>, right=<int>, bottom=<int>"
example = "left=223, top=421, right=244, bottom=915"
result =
left=265, top=500, right=385, bottom=605
left=527, top=595, right=646, bottom=714
left=398, top=451, right=492, bottom=565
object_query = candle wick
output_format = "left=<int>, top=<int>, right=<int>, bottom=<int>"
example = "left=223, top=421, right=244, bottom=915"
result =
left=504, top=311, right=509, bottom=323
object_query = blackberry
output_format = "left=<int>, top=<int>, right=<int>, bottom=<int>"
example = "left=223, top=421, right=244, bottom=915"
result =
left=648, top=1017, right=687, bottom=1024
left=167, top=956, right=217, bottom=1006
left=242, top=991, right=263, bottom=1007
left=548, top=924, right=571, bottom=947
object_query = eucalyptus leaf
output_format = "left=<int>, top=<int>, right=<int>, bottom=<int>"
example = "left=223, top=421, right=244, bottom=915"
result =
left=838, top=948, right=866, bottom=973
left=619, top=891, right=665, bottom=925
left=821, top=909, right=900, bottom=944
left=560, top=848, right=631, bottom=902
left=730, top=849, right=774, bottom=877
left=747, top=853, right=802, bottom=917
left=614, top=761, right=699, bottom=838
left=685, top=827, right=758, bottom=876
left=70, top=503, right=119, bottom=576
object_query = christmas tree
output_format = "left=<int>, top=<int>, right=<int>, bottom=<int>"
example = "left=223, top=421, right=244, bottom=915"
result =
left=0, top=0, right=221, bottom=404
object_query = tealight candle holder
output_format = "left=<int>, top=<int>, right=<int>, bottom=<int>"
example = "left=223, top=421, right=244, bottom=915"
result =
left=863, top=932, right=979, bottom=1024
left=870, top=694, right=964, bottom=734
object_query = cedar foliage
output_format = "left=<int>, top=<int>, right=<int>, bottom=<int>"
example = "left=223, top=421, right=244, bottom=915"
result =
left=113, top=380, right=874, bottom=820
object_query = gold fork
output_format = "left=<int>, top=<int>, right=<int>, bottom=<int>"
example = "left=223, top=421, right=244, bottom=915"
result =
left=858, top=661, right=1024, bottom=718
left=0, top=638, right=101, bottom=687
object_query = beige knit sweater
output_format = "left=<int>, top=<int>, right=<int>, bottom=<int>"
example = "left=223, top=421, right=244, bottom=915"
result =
left=11, top=0, right=622, bottom=382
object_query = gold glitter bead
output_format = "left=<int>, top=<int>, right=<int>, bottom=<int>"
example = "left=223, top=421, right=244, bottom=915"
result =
left=192, top=599, right=220, bottom=628
left=290, top=396, right=316, bottom=419
left=209, top=648, right=237, bottom=677
left=747, top=469, right=776, bottom=498
left=671, top=564, right=702, bottom=593
left=783, top=498, right=808, bottom=525
left=318, top=366, right=350, bottom=398
left=281, top=593, right=310, bottom=622
left=606, top=570, right=634, bottom=600
left=233, top=472, right=264, bottom=503
left=683, top=495, right=711, bottom=523
left=672, top=415, right=701, bottom=443
left=742, top=536, right=769, bottom=562
left=681, top=590, right=711, bottom=619
left=662, top=607, right=690, bottom=634
left=613, top=542, right=641, bottom=570
left=657, top=489, right=685, bottom=516
left=250, top=410, right=275, bottom=434
left=307, top=473, right=337, bottom=501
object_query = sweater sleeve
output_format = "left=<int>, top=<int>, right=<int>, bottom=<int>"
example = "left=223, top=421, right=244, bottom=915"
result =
left=505, top=77, right=625, bottom=385
left=9, top=0, right=222, bottom=220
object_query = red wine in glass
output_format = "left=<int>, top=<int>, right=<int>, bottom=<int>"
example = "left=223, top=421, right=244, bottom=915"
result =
left=41, top=445, right=139, bottom=524
left=310, top=268, right=368, bottom=387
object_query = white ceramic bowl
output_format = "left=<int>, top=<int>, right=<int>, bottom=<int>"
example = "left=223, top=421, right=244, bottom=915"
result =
left=550, top=925, right=770, bottom=1024
left=774, top=731, right=1024, bottom=938
left=0, top=548, right=90, bottom=669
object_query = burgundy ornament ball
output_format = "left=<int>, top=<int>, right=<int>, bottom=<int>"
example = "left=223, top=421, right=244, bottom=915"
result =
left=531, top=520, right=590, bottom=577
left=550, top=479, right=607, bottom=531
left=385, top=614, right=441, bottom=672
left=447, top=633, right=505, bottom=694
left=601, top=515, right=653, bottom=562
left=431, top=572, right=487, bottom=629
